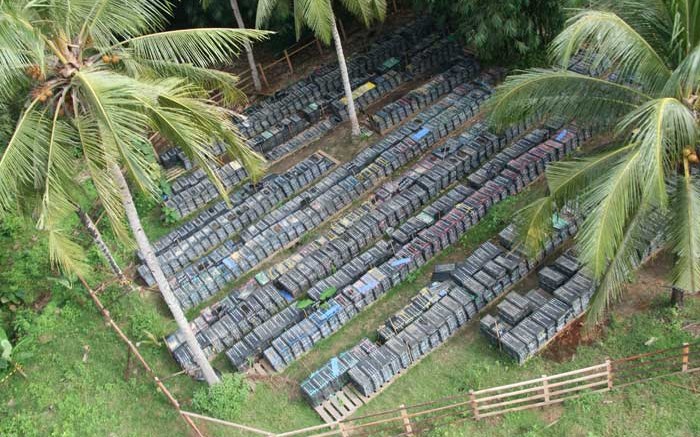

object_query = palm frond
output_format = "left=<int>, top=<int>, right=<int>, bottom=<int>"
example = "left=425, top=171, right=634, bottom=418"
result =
left=117, top=28, right=271, bottom=68
left=37, top=97, right=80, bottom=234
left=598, top=0, right=675, bottom=60
left=256, top=0, right=283, bottom=28
left=0, top=4, right=48, bottom=74
left=487, top=69, right=650, bottom=131
left=551, top=9, right=673, bottom=94
left=546, top=144, right=636, bottom=206
left=367, top=0, right=387, bottom=23
left=74, top=112, right=132, bottom=245
left=297, top=0, right=334, bottom=44
left=124, top=58, right=247, bottom=107
left=138, top=90, right=230, bottom=204
left=339, top=0, right=374, bottom=27
left=514, top=196, right=554, bottom=257
left=76, top=0, right=171, bottom=47
left=0, top=99, right=50, bottom=216
left=46, top=227, right=89, bottom=277
left=73, top=69, right=158, bottom=198
left=665, top=44, right=700, bottom=98
left=586, top=201, right=661, bottom=323
left=669, top=167, right=700, bottom=293
left=578, top=147, right=647, bottom=279
left=156, top=90, right=266, bottom=181
left=616, top=97, right=696, bottom=205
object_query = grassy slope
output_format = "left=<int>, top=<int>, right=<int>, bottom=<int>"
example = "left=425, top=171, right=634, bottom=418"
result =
left=2, top=182, right=699, bottom=437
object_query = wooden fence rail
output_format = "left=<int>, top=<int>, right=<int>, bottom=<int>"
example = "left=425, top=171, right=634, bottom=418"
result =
left=240, top=341, right=700, bottom=437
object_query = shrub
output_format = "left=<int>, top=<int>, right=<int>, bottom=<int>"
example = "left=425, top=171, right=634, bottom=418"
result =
left=192, top=373, right=249, bottom=421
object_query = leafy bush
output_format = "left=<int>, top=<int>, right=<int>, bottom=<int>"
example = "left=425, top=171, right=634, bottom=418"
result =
left=161, top=206, right=180, bottom=225
left=192, top=373, right=249, bottom=421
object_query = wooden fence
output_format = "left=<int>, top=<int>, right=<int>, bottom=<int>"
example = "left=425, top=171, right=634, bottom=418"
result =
left=188, top=341, right=700, bottom=436
left=234, top=0, right=401, bottom=94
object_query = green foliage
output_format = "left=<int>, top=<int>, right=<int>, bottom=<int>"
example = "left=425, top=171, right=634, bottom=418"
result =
left=161, top=205, right=180, bottom=225
left=0, top=215, right=53, bottom=309
left=0, top=326, right=12, bottom=370
left=318, top=286, right=337, bottom=301
left=488, top=0, right=700, bottom=323
left=0, top=0, right=268, bottom=279
left=418, top=0, right=567, bottom=65
left=192, top=373, right=249, bottom=421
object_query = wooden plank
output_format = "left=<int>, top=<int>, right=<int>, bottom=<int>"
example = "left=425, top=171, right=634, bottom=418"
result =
left=259, top=360, right=275, bottom=374
left=329, top=395, right=351, bottom=416
left=546, top=371, right=608, bottom=389
left=314, top=405, right=336, bottom=424
left=335, top=391, right=358, bottom=412
left=341, top=386, right=364, bottom=407
left=323, top=401, right=345, bottom=422
left=316, top=150, right=341, bottom=166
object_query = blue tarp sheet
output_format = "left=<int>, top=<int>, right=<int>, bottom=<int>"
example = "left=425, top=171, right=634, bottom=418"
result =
left=411, top=127, right=431, bottom=141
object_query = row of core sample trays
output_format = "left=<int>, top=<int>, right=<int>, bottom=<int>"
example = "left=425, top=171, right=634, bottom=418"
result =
left=137, top=153, right=337, bottom=286
left=164, top=70, right=496, bottom=372
left=145, top=52, right=482, bottom=287
left=481, top=211, right=667, bottom=364
left=259, top=121, right=590, bottom=375
left=165, top=71, right=499, bottom=310
left=480, top=250, right=594, bottom=364
left=224, top=82, right=506, bottom=372
left=301, top=214, right=579, bottom=407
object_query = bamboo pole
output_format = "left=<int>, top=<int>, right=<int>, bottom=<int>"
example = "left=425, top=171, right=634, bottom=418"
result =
left=180, top=411, right=275, bottom=436
left=76, top=275, right=207, bottom=437
left=257, top=63, right=269, bottom=87
left=337, top=19, right=347, bottom=42
left=469, top=390, right=479, bottom=420
left=400, top=404, right=413, bottom=436
left=284, top=49, right=294, bottom=74
left=542, top=375, right=550, bottom=404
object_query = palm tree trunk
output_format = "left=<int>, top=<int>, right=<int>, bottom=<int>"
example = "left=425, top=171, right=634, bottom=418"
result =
left=109, top=164, right=220, bottom=386
left=76, top=206, right=126, bottom=283
left=331, top=18, right=361, bottom=137
left=230, top=0, right=262, bottom=92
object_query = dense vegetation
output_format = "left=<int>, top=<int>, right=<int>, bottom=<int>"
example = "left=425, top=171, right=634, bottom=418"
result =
left=1, top=0, right=698, bottom=436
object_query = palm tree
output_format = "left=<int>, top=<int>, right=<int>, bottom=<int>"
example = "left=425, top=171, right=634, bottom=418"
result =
left=488, top=0, right=699, bottom=321
left=0, top=0, right=268, bottom=385
left=202, top=0, right=263, bottom=92
left=256, top=0, right=387, bottom=137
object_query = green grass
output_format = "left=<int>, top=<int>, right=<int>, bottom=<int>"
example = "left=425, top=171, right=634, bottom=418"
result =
left=2, top=175, right=699, bottom=437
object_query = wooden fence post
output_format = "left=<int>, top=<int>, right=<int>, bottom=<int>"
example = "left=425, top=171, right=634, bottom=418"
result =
left=338, top=19, right=347, bottom=41
left=338, top=422, right=349, bottom=437
left=392, top=0, right=398, bottom=12
left=316, top=39, right=324, bottom=55
left=682, top=342, right=690, bottom=372
left=542, top=375, right=550, bottom=404
left=257, top=63, right=269, bottom=88
left=469, top=389, right=479, bottom=420
left=400, top=404, right=413, bottom=436
left=606, top=358, right=613, bottom=390
left=283, top=49, right=294, bottom=75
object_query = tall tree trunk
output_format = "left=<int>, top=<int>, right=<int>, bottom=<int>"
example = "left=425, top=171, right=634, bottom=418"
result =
left=671, top=287, right=685, bottom=308
left=230, top=0, right=262, bottom=92
left=76, top=206, right=126, bottom=284
left=109, top=164, right=220, bottom=386
left=331, top=18, right=361, bottom=137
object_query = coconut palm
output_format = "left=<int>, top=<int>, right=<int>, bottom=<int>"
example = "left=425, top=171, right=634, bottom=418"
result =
left=0, top=0, right=268, bottom=385
left=256, top=0, right=387, bottom=136
left=202, top=0, right=263, bottom=92
left=488, top=0, right=699, bottom=321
